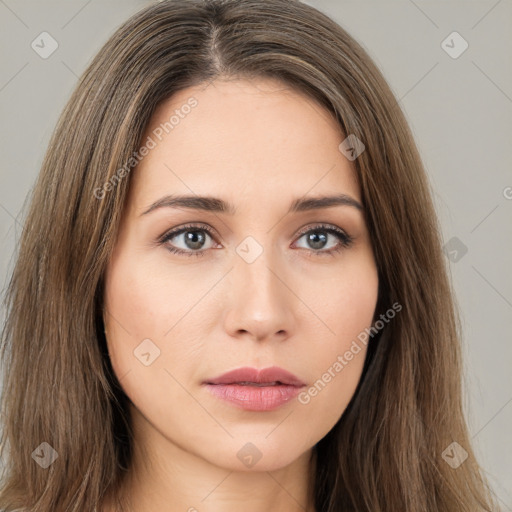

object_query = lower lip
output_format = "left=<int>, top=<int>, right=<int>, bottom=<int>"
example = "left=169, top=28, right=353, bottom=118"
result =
left=204, top=383, right=303, bottom=411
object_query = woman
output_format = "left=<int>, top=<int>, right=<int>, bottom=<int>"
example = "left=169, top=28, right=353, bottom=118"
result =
left=0, top=0, right=499, bottom=511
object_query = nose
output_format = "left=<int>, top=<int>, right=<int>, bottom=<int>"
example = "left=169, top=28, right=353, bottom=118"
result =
left=222, top=245, right=296, bottom=343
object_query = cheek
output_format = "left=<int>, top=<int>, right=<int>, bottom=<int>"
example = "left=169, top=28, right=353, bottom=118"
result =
left=311, top=251, right=379, bottom=345
left=102, top=250, right=211, bottom=401
left=294, top=345, right=367, bottom=448
left=294, top=317, right=374, bottom=441
left=294, top=256, right=378, bottom=427
left=103, top=247, right=208, bottom=341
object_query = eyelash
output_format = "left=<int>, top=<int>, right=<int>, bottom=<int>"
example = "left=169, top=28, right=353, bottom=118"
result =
left=158, top=222, right=354, bottom=258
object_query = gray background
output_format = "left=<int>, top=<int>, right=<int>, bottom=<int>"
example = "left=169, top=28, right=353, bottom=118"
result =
left=0, top=0, right=511, bottom=508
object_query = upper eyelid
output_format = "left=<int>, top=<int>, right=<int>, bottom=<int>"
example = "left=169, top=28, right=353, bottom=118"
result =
left=160, top=223, right=222, bottom=243
left=295, top=223, right=347, bottom=236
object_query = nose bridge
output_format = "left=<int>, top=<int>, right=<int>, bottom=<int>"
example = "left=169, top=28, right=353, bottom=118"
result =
left=234, top=236, right=286, bottom=308
left=223, top=235, right=295, bottom=340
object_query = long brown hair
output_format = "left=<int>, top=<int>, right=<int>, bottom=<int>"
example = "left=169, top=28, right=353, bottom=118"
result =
left=0, top=0, right=499, bottom=510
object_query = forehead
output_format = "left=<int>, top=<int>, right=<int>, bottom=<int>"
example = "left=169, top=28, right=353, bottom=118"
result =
left=129, top=77, right=360, bottom=213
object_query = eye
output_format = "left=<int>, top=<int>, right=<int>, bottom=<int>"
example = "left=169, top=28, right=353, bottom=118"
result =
left=158, top=222, right=354, bottom=258
left=293, top=223, right=354, bottom=256
left=158, top=223, right=218, bottom=258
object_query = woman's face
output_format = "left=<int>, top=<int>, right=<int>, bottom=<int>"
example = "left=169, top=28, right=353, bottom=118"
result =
left=103, top=78, right=379, bottom=472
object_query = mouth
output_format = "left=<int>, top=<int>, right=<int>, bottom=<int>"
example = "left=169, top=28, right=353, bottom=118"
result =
left=202, top=366, right=306, bottom=411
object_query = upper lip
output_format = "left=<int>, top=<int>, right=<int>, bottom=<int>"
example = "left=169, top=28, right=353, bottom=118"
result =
left=204, top=366, right=305, bottom=387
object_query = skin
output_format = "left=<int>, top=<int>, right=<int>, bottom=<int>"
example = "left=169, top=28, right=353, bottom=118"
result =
left=102, top=77, right=379, bottom=512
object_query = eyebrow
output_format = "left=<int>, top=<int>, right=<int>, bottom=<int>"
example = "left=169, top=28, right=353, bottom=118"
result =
left=140, top=193, right=364, bottom=216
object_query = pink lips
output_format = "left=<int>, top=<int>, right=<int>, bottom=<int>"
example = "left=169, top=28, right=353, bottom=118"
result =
left=203, top=366, right=306, bottom=411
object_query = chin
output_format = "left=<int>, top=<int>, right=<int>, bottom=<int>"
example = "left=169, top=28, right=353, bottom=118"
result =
left=197, top=433, right=314, bottom=473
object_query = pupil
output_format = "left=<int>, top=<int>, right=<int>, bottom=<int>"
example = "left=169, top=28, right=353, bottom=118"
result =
left=308, top=231, right=327, bottom=249
left=185, top=230, right=205, bottom=250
